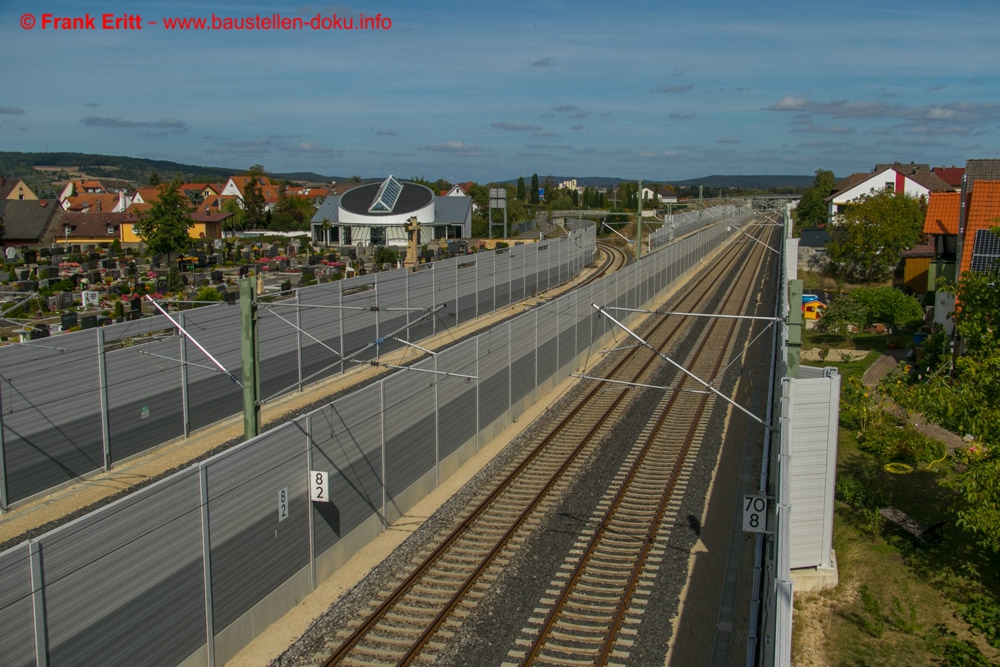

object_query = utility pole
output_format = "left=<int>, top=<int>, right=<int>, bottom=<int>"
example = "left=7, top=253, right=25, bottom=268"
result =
left=240, top=275, right=261, bottom=439
left=637, top=180, right=643, bottom=260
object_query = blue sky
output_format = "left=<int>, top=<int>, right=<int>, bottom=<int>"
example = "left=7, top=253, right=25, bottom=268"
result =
left=2, top=0, right=999, bottom=183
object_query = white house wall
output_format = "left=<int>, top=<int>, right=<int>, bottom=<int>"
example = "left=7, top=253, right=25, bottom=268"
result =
left=828, top=170, right=931, bottom=220
left=338, top=200, right=435, bottom=226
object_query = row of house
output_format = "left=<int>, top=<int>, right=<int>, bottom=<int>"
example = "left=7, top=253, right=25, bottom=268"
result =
left=807, top=159, right=1000, bottom=330
left=0, top=174, right=345, bottom=248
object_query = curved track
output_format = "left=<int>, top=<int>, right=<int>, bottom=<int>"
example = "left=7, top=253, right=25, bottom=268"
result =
left=310, top=220, right=776, bottom=666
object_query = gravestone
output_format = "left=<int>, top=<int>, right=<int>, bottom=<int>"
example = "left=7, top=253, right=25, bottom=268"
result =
left=61, top=312, right=78, bottom=329
left=80, top=315, right=97, bottom=330
left=130, top=296, right=142, bottom=312
left=23, top=250, right=37, bottom=264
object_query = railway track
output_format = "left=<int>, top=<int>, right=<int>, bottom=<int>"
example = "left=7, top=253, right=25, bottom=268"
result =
left=591, top=242, right=630, bottom=282
left=305, top=219, right=776, bottom=666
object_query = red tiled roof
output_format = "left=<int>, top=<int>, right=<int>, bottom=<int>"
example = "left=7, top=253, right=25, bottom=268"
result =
left=132, top=187, right=160, bottom=204
left=923, top=191, right=960, bottom=235
left=933, top=166, right=965, bottom=188
left=63, top=193, right=121, bottom=212
left=960, top=180, right=1000, bottom=274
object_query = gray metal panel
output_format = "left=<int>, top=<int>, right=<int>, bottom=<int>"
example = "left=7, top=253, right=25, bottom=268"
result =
left=536, top=302, right=558, bottom=388
left=476, top=250, right=504, bottom=315
left=341, top=278, right=379, bottom=361
left=384, top=366, right=436, bottom=498
left=477, top=326, right=510, bottom=429
left=183, top=307, right=244, bottom=432
left=455, top=259, right=478, bottom=325
left=106, top=338, right=186, bottom=460
left=0, top=543, right=34, bottom=667
left=573, top=285, right=594, bottom=364
left=436, top=340, right=478, bottom=458
left=509, top=315, right=537, bottom=415
left=258, top=301, right=306, bottom=398
left=298, top=280, right=344, bottom=381
left=1, top=329, right=105, bottom=502
left=406, top=268, right=435, bottom=341
left=508, top=246, right=525, bottom=303
left=522, top=244, right=538, bottom=299
left=309, top=383, right=383, bottom=555
left=206, top=423, right=309, bottom=629
left=40, top=468, right=204, bottom=667
left=433, top=260, right=458, bottom=331
left=556, top=297, right=576, bottom=380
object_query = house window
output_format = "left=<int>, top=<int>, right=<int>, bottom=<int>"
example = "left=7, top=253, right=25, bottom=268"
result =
left=885, top=182, right=894, bottom=192
left=131, top=224, right=139, bottom=234
left=107, top=225, right=116, bottom=235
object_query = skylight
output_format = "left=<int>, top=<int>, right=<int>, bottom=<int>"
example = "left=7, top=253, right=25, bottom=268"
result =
left=369, top=175, right=403, bottom=213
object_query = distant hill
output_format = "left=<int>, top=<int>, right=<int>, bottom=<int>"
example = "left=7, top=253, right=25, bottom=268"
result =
left=0, top=152, right=342, bottom=194
left=672, top=174, right=816, bottom=189
left=501, top=174, right=815, bottom=190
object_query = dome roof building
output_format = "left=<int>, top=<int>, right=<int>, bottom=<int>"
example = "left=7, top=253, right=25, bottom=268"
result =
left=310, top=175, right=472, bottom=246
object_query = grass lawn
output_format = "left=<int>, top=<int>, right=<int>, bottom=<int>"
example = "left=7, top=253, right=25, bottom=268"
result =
left=793, top=353, right=1000, bottom=666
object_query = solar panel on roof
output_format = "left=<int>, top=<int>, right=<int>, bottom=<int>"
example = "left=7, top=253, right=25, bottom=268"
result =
left=970, top=229, right=1000, bottom=273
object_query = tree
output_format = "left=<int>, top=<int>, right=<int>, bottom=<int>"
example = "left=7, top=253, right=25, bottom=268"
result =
left=133, top=175, right=193, bottom=263
left=817, top=295, right=867, bottom=340
left=222, top=198, right=246, bottom=232
left=826, top=190, right=924, bottom=283
left=794, top=169, right=836, bottom=229
left=530, top=173, right=539, bottom=205
left=887, top=266, right=1000, bottom=552
left=242, top=164, right=267, bottom=229
left=850, top=286, right=924, bottom=328
left=148, top=171, right=161, bottom=187
left=517, top=177, right=526, bottom=202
